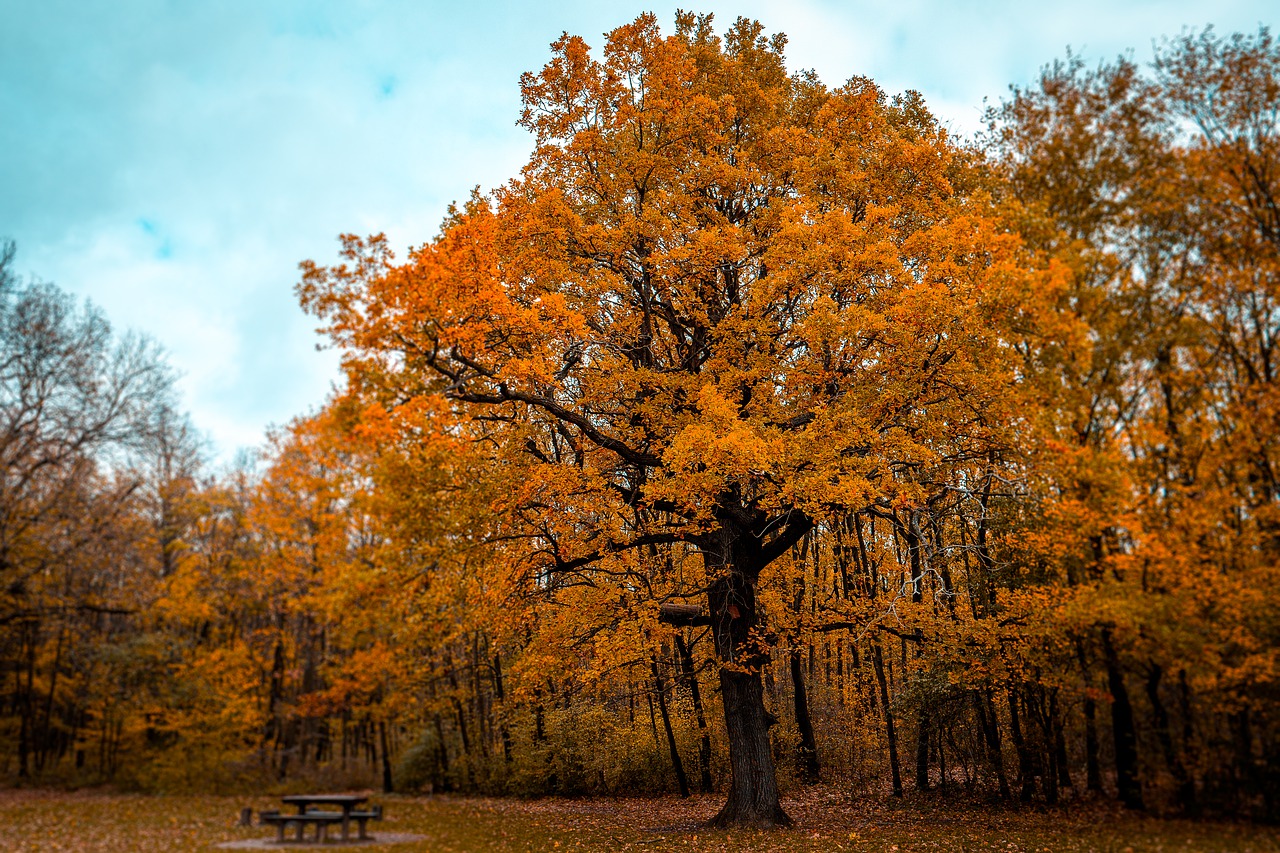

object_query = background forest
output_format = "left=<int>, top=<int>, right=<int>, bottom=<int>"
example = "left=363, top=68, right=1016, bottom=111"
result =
left=2, top=15, right=1278, bottom=825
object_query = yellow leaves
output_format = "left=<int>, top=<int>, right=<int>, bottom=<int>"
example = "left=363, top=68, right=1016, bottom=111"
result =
left=663, top=383, right=780, bottom=484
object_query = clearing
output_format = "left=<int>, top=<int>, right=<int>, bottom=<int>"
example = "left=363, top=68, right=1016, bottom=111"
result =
left=0, top=788, right=1276, bottom=852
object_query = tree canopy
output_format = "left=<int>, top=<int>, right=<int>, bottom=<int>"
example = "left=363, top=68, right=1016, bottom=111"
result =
left=2, top=14, right=1278, bottom=828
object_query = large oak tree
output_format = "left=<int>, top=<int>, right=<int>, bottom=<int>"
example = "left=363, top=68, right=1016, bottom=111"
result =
left=301, top=13, right=1041, bottom=826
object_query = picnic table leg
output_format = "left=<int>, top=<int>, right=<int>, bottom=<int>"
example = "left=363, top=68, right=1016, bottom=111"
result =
left=275, top=822, right=285, bottom=844
left=341, top=810, right=351, bottom=841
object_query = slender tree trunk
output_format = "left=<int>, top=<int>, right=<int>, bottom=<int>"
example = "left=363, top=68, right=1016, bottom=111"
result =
left=445, top=653, right=476, bottom=789
left=379, top=721, right=394, bottom=793
left=18, top=625, right=34, bottom=778
left=533, top=698, right=546, bottom=744
left=1083, top=695, right=1102, bottom=791
left=789, top=648, right=821, bottom=783
left=974, top=690, right=1011, bottom=799
left=341, top=712, right=350, bottom=770
left=973, top=472, right=998, bottom=616
left=36, top=622, right=65, bottom=775
left=452, top=697, right=473, bottom=787
left=1101, top=627, right=1144, bottom=810
left=1036, top=687, right=1060, bottom=806
left=676, top=635, right=714, bottom=793
left=937, top=722, right=949, bottom=790
left=1007, top=687, right=1035, bottom=802
left=786, top=533, right=820, bottom=785
left=433, top=713, right=451, bottom=791
left=492, top=653, right=512, bottom=762
left=652, top=659, right=690, bottom=798
left=872, top=642, right=903, bottom=797
left=471, top=636, right=489, bottom=759
left=1145, top=663, right=1194, bottom=814
left=265, top=636, right=286, bottom=771
left=915, top=703, right=931, bottom=792
left=1178, top=669, right=1196, bottom=810
left=1050, top=690, right=1072, bottom=792
left=1232, top=709, right=1254, bottom=810
left=1078, top=639, right=1103, bottom=792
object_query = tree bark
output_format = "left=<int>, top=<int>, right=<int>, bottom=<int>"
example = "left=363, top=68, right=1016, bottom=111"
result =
left=703, top=533, right=790, bottom=829
left=492, top=652, right=512, bottom=762
left=433, top=713, right=451, bottom=791
left=18, top=623, right=34, bottom=778
left=675, top=635, right=714, bottom=793
left=1050, top=689, right=1071, bottom=796
left=974, top=689, right=1011, bottom=799
left=872, top=642, right=904, bottom=797
left=789, top=648, right=821, bottom=784
left=656, top=515, right=810, bottom=828
left=915, top=703, right=931, bottom=792
left=710, top=666, right=788, bottom=827
left=652, top=658, right=690, bottom=798
left=1101, top=627, right=1144, bottom=810
left=1077, top=638, right=1103, bottom=792
left=379, top=721, right=394, bottom=793
left=1007, top=687, right=1036, bottom=802
left=1145, top=662, right=1194, bottom=814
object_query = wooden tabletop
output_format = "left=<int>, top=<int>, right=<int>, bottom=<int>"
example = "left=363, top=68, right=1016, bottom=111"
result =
left=280, top=794, right=368, bottom=807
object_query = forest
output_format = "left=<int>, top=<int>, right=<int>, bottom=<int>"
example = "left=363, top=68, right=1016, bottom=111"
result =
left=1, top=13, right=1278, bottom=831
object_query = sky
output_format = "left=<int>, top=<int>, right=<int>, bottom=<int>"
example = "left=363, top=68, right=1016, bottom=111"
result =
left=3, top=0, right=1273, bottom=464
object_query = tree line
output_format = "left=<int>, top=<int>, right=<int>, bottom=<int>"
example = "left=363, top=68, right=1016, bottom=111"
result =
left=1, top=14, right=1276, bottom=827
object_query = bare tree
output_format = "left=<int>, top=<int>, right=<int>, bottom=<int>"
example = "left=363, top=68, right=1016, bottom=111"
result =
left=0, top=241, right=183, bottom=776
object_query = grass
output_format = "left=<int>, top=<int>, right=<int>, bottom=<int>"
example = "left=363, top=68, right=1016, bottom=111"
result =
left=0, top=788, right=1277, bottom=852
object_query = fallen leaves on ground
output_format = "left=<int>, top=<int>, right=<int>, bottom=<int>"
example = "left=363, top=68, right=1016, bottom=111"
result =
left=0, top=787, right=1277, bottom=852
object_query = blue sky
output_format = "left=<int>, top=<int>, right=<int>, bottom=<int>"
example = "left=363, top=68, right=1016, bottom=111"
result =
left=2, top=1, right=1273, bottom=463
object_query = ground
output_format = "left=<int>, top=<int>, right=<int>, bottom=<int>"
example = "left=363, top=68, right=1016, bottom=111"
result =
left=0, top=788, right=1276, bottom=852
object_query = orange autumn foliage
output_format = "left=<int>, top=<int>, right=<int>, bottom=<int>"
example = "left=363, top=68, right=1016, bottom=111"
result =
left=3, top=15, right=1277, bottom=824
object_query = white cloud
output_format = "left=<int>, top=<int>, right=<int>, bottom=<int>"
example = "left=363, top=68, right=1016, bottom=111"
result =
left=3, top=0, right=1274, bottom=460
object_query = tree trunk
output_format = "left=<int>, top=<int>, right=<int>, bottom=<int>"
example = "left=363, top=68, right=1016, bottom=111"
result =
left=1078, top=638, right=1103, bottom=792
left=710, top=667, right=788, bottom=828
left=915, top=703, right=931, bottom=792
left=872, top=642, right=903, bottom=797
left=492, top=652, right=513, bottom=762
left=789, top=648, right=821, bottom=784
left=703, top=538, right=790, bottom=829
left=1232, top=709, right=1254, bottom=811
left=433, top=713, right=452, bottom=791
left=265, top=637, right=286, bottom=764
left=18, top=624, right=34, bottom=778
left=1007, top=687, right=1036, bottom=802
left=36, top=621, right=66, bottom=775
left=1050, top=690, right=1072, bottom=792
left=1145, top=662, right=1194, bottom=814
left=676, top=635, right=714, bottom=793
left=379, top=721, right=394, bottom=793
left=1101, top=627, right=1144, bottom=810
left=652, top=658, right=690, bottom=798
left=974, top=689, right=1011, bottom=799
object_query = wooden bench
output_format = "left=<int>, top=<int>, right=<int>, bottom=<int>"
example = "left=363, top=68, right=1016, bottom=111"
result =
left=259, top=809, right=346, bottom=843
left=345, top=804, right=383, bottom=840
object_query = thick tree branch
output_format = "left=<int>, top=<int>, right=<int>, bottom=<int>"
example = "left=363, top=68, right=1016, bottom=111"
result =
left=552, top=531, right=689, bottom=574
left=758, top=510, right=814, bottom=568
left=658, top=602, right=712, bottom=627
left=447, top=348, right=662, bottom=468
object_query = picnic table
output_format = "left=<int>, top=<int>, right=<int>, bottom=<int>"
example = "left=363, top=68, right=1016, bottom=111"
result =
left=259, top=793, right=382, bottom=843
